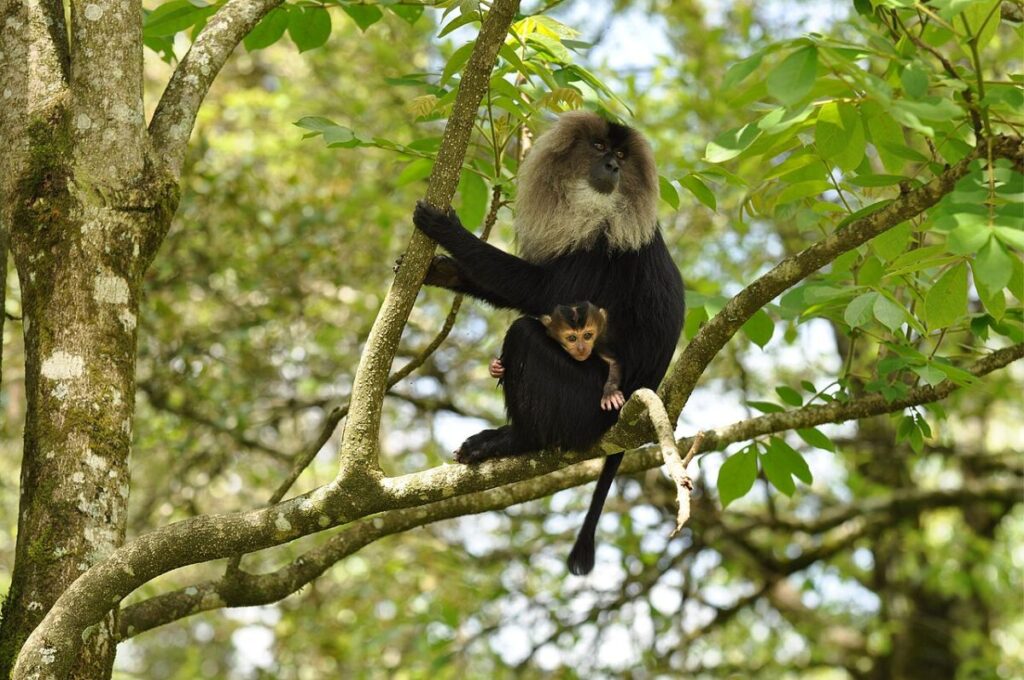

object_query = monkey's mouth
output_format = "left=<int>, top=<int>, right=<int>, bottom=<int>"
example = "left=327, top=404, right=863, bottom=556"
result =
left=570, top=352, right=591, bottom=361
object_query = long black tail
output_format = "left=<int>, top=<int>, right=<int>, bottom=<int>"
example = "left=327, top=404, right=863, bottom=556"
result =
left=567, top=452, right=625, bottom=575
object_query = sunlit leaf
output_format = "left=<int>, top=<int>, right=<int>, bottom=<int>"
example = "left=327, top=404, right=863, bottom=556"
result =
left=717, top=447, right=758, bottom=508
left=924, top=262, right=968, bottom=329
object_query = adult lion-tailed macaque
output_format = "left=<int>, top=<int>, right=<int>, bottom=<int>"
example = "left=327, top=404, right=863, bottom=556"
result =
left=413, top=111, right=685, bottom=575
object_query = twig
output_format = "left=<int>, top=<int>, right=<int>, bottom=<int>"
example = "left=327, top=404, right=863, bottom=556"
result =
left=629, top=389, right=702, bottom=536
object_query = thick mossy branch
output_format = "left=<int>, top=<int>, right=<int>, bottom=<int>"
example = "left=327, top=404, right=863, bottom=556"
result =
left=340, top=0, right=520, bottom=474
left=658, top=134, right=1024, bottom=425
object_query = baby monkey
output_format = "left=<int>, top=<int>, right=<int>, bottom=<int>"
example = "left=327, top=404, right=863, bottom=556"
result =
left=489, top=302, right=625, bottom=411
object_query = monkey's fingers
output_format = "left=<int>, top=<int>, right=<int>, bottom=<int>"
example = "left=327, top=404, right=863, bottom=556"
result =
left=489, top=358, right=505, bottom=378
left=413, top=200, right=462, bottom=240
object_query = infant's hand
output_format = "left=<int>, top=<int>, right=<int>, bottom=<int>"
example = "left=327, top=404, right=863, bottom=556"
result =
left=489, top=358, right=505, bottom=379
left=601, top=390, right=625, bottom=411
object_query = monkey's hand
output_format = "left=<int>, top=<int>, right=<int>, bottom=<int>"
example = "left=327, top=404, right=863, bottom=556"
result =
left=601, top=389, right=625, bottom=411
left=413, top=200, right=463, bottom=244
left=488, top=358, right=505, bottom=379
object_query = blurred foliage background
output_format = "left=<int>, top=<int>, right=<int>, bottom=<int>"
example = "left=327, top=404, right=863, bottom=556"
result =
left=2, top=0, right=1023, bottom=678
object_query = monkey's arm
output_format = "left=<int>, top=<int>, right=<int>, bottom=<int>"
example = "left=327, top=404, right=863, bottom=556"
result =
left=413, top=202, right=554, bottom=314
left=600, top=352, right=622, bottom=393
left=599, top=351, right=625, bottom=411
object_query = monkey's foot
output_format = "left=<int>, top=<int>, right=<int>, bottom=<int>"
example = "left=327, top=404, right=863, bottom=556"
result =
left=454, top=427, right=525, bottom=464
left=423, top=255, right=462, bottom=288
left=601, top=390, right=625, bottom=411
left=488, top=358, right=504, bottom=379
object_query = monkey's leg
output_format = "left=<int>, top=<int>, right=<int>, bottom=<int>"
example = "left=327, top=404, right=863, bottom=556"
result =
left=455, top=426, right=534, bottom=464
left=423, top=255, right=518, bottom=309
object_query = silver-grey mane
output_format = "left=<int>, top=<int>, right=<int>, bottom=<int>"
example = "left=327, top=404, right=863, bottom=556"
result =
left=514, top=111, right=658, bottom=263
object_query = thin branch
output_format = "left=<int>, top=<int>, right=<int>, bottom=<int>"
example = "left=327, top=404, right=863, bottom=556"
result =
left=139, top=381, right=290, bottom=462
left=731, top=480, right=1020, bottom=535
left=149, top=0, right=286, bottom=177
left=630, top=389, right=699, bottom=535
left=339, top=0, right=520, bottom=474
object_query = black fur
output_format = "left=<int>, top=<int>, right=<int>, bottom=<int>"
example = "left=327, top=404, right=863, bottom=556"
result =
left=413, top=194, right=684, bottom=574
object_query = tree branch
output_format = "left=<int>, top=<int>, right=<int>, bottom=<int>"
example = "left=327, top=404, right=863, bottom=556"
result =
left=339, top=0, right=520, bottom=474
left=657, top=135, right=1024, bottom=425
left=149, top=0, right=285, bottom=177
left=114, top=344, right=1022, bottom=637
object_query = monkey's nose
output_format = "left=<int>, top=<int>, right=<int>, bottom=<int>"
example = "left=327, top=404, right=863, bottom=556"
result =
left=605, top=159, right=619, bottom=173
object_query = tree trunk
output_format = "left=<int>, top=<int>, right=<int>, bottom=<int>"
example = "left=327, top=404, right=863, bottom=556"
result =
left=0, top=105, right=176, bottom=677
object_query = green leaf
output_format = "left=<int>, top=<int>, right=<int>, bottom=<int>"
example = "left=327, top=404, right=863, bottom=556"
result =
left=396, top=158, right=434, bottom=186
left=948, top=222, right=991, bottom=255
left=900, top=64, right=929, bottom=99
left=976, top=279, right=1006, bottom=319
left=913, top=364, right=948, bottom=387
left=873, top=294, right=906, bottom=332
left=747, top=401, right=784, bottom=414
left=760, top=445, right=796, bottom=496
left=294, top=116, right=337, bottom=133
left=973, top=237, right=1014, bottom=291
left=341, top=4, right=383, bottom=32
left=775, top=385, right=803, bottom=406
left=995, top=227, right=1024, bottom=251
left=777, top=180, right=831, bottom=205
left=441, top=42, right=475, bottom=86
left=768, top=437, right=813, bottom=484
left=457, top=172, right=489, bottom=229
left=767, top=46, right=818, bottom=105
left=390, top=5, right=424, bottom=25
left=288, top=7, right=331, bottom=52
left=862, top=100, right=905, bottom=174
left=924, top=262, right=968, bottom=329
left=659, top=176, right=680, bottom=210
left=244, top=7, right=290, bottom=50
left=684, top=306, right=708, bottom=340
left=845, top=292, right=877, bottom=328
left=870, top=222, right=910, bottom=261
left=717, top=447, right=758, bottom=508
left=324, top=125, right=359, bottom=147
left=705, top=123, right=761, bottom=163
left=815, top=101, right=865, bottom=171
left=742, top=309, right=774, bottom=348
left=797, top=428, right=835, bottom=452
left=679, top=174, right=717, bottom=211
left=722, top=51, right=765, bottom=91
left=859, top=255, right=884, bottom=286
left=144, top=0, right=212, bottom=38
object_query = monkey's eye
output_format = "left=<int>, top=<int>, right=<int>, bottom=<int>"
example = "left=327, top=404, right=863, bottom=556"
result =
left=592, top=141, right=607, bottom=152
left=615, top=150, right=625, bottom=160
left=583, top=332, right=594, bottom=340
left=567, top=334, right=578, bottom=342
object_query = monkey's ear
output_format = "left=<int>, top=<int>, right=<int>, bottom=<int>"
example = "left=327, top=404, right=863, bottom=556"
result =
left=597, top=308, right=608, bottom=323
left=540, top=315, right=553, bottom=327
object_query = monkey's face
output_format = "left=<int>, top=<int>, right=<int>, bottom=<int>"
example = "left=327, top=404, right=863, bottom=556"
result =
left=541, top=303, right=607, bottom=361
left=587, top=139, right=623, bottom=194
left=557, top=326, right=599, bottom=361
